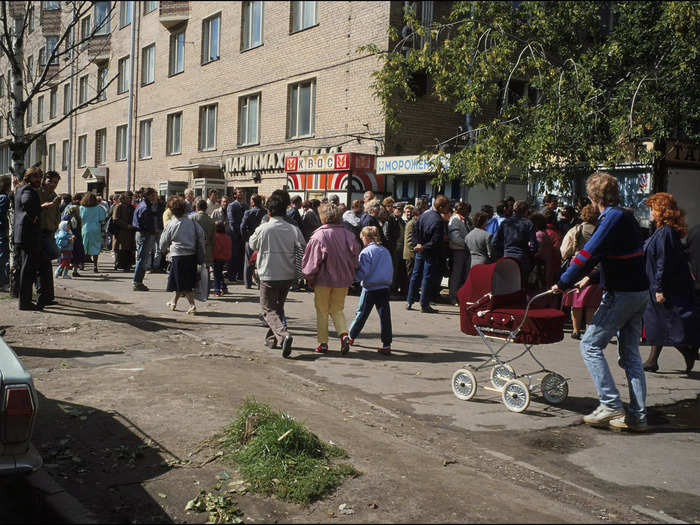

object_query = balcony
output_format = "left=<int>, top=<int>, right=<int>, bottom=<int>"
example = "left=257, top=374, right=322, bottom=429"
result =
left=159, top=1, right=190, bottom=29
left=87, top=34, right=111, bottom=62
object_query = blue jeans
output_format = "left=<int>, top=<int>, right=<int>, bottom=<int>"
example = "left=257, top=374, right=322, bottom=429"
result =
left=0, top=235, right=9, bottom=286
left=152, top=232, right=164, bottom=270
left=406, top=252, right=440, bottom=308
left=580, top=290, right=649, bottom=422
left=349, top=287, right=392, bottom=347
left=133, top=232, right=155, bottom=284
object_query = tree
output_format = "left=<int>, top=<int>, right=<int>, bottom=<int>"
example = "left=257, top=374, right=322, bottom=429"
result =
left=0, top=1, right=118, bottom=179
left=363, top=1, right=700, bottom=188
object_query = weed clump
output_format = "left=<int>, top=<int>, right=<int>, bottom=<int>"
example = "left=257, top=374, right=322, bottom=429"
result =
left=218, top=400, right=360, bottom=504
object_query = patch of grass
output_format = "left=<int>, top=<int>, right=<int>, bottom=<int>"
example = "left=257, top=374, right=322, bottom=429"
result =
left=218, top=399, right=360, bottom=504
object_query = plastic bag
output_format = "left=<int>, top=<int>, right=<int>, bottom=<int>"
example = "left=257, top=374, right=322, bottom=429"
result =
left=194, top=265, right=208, bottom=302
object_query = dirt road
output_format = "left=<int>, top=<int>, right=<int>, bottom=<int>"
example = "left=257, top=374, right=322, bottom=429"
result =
left=1, top=269, right=698, bottom=523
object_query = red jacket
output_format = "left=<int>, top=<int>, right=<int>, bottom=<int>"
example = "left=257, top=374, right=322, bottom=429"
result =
left=213, top=232, right=232, bottom=261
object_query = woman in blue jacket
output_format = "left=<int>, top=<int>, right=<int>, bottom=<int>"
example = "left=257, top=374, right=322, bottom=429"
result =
left=641, top=193, right=699, bottom=373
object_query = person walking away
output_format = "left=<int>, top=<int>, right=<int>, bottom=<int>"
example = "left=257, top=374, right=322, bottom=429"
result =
left=160, top=197, right=206, bottom=315
left=466, top=211, right=494, bottom=268
left=492, top=200, right=538, bottom=285
left=403, top=207, right=421, bottom=285
left=302, top=202, right=361, bottom=354
left=80, top=192, right=107, bottom=273
left=112, top=193, right=136, bottom=272
left=132, top=187, right=159, bottom=291
left=301, top=199, right=322, bottom=242
left=249, top=190, right=305, bottom=358
left=641, top=193, right=699, bottom=373
left=485, top=201, right=509, bottom=238
left=393, top=202, right=407, bottom=297
left=37, top=171, right=61, bottom=306
left=560, top=204, right=602, bottom=339
left=0, top=175, right=11, bottom=292
left=54, top=221, right=74, bottom=279
left=448, top=201, right=471, bottom=305
left=381, top=197, right=402, bottom=296
left=406, top=195, right=450, bottom=313
left=240, top=194, right=266, bottom=289
left=14, top=167, right=43, bottom=310
left=63, top=194, right=85, bottom=276
left=342, top=199, right=363, bottom=240
left=212, top=221, right=232, bottom=296
left=552, top=172, right=649, bottom=432
left=348, top=226, right=394, bottom=354
left=286, top=195, right=303, bottom=228
left=226, top=188, right=248, bottom=282
left=191, top=199, right=215, bottom=268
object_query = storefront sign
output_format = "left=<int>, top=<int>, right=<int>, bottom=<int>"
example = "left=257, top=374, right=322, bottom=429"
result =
left=666, top=143, right=700, bottom=165
left=225, top=146, right=340, bottom=176
left=376, top=155, right=449, bottom=175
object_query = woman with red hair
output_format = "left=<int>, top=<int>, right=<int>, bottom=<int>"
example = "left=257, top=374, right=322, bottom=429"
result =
left=642, top=192, right=699, bottom=373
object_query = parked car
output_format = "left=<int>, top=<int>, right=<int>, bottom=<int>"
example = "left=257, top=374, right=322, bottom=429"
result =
left=0, top=336, right=41, bottom=474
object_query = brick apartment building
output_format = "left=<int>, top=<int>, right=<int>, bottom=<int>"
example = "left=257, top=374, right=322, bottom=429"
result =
left=0, top=0, right=465, bottom=205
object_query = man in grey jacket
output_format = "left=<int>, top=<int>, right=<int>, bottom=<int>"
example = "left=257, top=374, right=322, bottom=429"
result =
left=249, top=190, right=306, bottom=358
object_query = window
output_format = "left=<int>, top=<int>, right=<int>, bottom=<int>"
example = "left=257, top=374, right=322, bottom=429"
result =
left=46, top=37, right=58, bottom=64
left=28, top=6, right=35, bottom=33
left=198, top=104, right=217, bottom=151
left=63, top=83, right=71, bottom=115
left=48, top=143, right=56, bottom=171
left=26, top=101, right=32, bottom=127
left=37, top=96, right=44, bottom=123
left=238, top=93, right=259, bottom=146
left=288, top=79, right=315, bottom=138
left=141, top=44, right=155, bottom=85
left=95, top=65, right=107, bottom=101
left=79, top=75, right=89, bottom=104
left=139, top=119, right=152, bottom=159
left=115, top=124, right=127, bottom=161
left=241, top=1, right=263, bottom=50
left=169, top=30, right=185, bottom=75
left=0, top=75, right=4, bottom=98
left=166, top=112, right=181, bottom=155
left=43, top=1, right=60, bottom=10
left=117, top=56, right=130, bottom=93
left=291, top=1, right=318, bottom=33
left=80, top=16, right=91, bottom=45
left=62, top=139, right=69, bottom=170
left=144, top=1, right=158, bottom=14
left=38, top=47, right=46, bottom=67
left=94, top=1, right=110, bottom=35
left=26, top=55, right=34, bottom=80
left=119, top=1, right=132, bottom=28
left=95, top=128, right=106, bottom=165
left=201, top=13, right=220, bottom=64
left=50, top=87, right=57, bottom=118
left=0, top=117, right=3, bottom=138
left=77, top=135, right=87, bottom=168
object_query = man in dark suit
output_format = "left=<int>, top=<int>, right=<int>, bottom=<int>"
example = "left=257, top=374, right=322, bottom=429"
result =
left=240, top=194, right=266, bottom=289
left=13, top=167, right=43, bottom=311
left=226, top=187, right=248, bottom=282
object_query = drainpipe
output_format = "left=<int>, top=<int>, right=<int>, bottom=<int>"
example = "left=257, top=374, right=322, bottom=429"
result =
left=126, top=3, right=136, bottom=190
left=67, top=3, right=76, bottom=194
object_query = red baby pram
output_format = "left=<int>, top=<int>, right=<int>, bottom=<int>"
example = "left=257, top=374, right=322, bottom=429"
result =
left=452, top=257, right=569, bottom=412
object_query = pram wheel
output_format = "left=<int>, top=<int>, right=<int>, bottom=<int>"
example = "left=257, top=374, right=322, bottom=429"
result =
left=540, top=372, right=568, bottom=404
left=490, top=364, right=515, bottom=390
left=502, top=379, right=530, bottom=413
left=451, top=369, right=477, bottom=401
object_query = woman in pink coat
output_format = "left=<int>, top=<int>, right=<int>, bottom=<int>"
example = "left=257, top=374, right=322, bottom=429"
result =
left=302, top=202, right=361, bottom=354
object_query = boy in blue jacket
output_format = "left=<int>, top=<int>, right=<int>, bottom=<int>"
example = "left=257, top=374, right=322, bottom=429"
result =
left=348, top=226, right=393, bottom=354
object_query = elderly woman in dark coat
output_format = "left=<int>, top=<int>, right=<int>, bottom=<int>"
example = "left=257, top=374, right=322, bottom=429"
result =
left=642, top=193, right=699, bottom=373
left=112, top=193, right=135, bottom=271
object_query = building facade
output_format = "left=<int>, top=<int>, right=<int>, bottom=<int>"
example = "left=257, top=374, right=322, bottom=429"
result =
left=0, top=0, right=464, bottom=205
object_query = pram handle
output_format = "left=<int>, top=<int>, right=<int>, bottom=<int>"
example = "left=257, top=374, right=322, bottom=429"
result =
left=510, top=290, right=555, bottom=338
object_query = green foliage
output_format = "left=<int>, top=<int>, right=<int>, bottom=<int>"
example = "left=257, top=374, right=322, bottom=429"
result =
left=218, top=400, right=360, bottom=505
left=364, top=1, right=700, bottom=186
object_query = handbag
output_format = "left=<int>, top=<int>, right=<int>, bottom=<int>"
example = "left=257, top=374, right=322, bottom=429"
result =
left=294, top=242, right=304, bottom=280
left=194, top=265, right=209, bottom=302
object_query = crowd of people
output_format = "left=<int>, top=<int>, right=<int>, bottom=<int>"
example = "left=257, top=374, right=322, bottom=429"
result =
left=2, top=167, right=699, bottom=430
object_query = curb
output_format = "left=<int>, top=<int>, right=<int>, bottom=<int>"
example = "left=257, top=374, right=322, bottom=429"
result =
left=26, top=470, right=97, bottom=524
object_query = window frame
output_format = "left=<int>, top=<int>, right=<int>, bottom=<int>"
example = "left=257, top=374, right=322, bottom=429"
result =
left=288, top=79, right=316, bottom=139
left=117, top=55, right=130, bottom=94
left=77, top=134, right=87, bottom=168
left=78, top=74, right=89, bottom=105
left=119, top=1, right=132, bottom=28
left=166, top=112, right=182, bottom=156
left=61, top=139, right=69, bottom=170
left=42, top=1, right=60, bottom=11
left=290, top=1, right=319, bottom=34
left=26, top=100, right=32, bottom=127
left=95, top=128, right=106, bottom=165
left=139, top=119, right=152, bottom=159
left=141, top=43, right=155, bottom=86
left=94, top=1, right=111, bottom=35
left=46, top=36, right=59, bottom=64
left=238, top=92, right=260, bottom=147
left=198, top=104, right=218, bottom=151
left=80, top=15, right=91, bottom=47
left=169, top=29, right=185, bottom=76
left=115, top=124, right=128, bottom=161
left=0, top=75, right=3, bottom=98
left=63, top=83, right=71, bottom=115
left=26, top=55, right=34, bottom=80
left=241, top=1, right=264, bottom=51
left=97, top=64, right=108, bottom=101
left=28, top=5, right=35, bottom=33
left=37, top=95, right=44, bottom=123
left=50, top=87, right=57, bottom=118
left=201, top=12, right=221, bottom=65
left=48, top=143, right=56, bottom=171
left=143, top=1, right=158, bottom=15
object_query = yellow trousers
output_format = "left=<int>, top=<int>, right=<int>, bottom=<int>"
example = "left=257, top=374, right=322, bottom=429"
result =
left=314, top=286, right=348, bottom=343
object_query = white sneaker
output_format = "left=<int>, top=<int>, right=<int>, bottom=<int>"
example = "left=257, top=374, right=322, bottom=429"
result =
left=582, top=404, right=625, bottom=426
left=186, top=305, right=197, bottom=315
left=609, top=415, right=650, bottom=432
